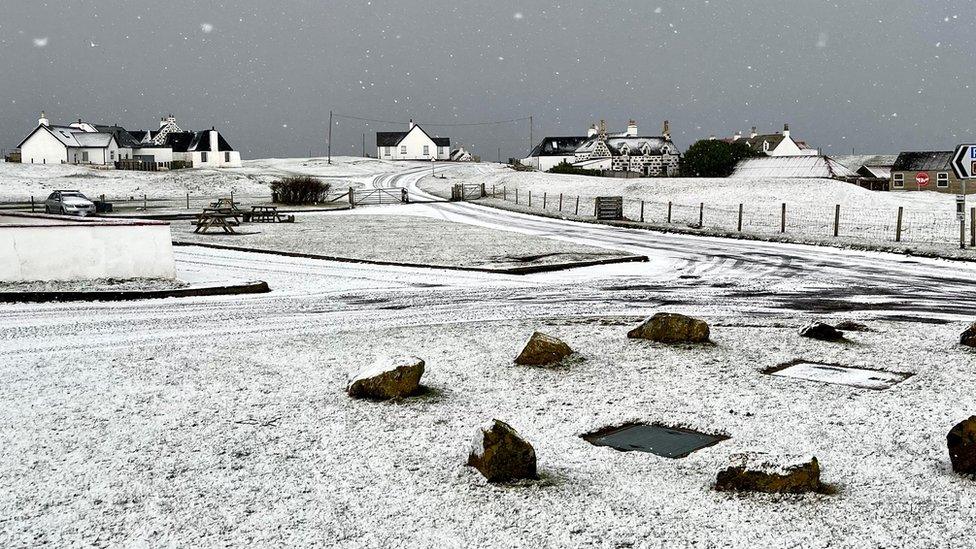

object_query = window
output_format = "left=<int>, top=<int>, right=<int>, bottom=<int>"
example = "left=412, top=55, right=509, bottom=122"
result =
left=400, top=145, right=407, bottom=154
left=423, top=145, right=429, bottom=156
left=81, top=151, right=89, bottom=162
left=225, top=152, right=231, bottom=162
left=201, top=151, right=208, bottom=162
left=938, top=172, right=949, bottom=188
left=384, top=147, right=390, bottom=156
left=893, top=173, right=904, bottom=188
left=110, top=150, right=115, bottom=160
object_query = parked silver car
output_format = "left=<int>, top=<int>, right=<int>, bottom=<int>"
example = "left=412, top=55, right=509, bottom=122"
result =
left=44, top=190, right=96, bottom=216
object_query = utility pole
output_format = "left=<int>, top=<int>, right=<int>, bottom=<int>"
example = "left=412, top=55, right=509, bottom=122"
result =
left=529, top=115, right=533, bottom=151
left=362, top=133, right=366, bottom=157
left=497, top=147, right=501, bottom=164
left=328, top=110, right=333, bottom=165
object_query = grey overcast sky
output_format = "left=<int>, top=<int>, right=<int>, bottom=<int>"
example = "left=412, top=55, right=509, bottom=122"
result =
left=1, top=1, right=974, bottom=160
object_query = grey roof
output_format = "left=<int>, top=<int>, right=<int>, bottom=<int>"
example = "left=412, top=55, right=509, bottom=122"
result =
left=731, top=155, right=857, bottom=179
left=857, top=165, right=892, bottom=179
left=891, top=151, right=954, bottom=171
left=164, top=130, right=236, bottom=153
left=831, top=154, right=898, bottom=172
left=576, top=136, right=676, bottom=157
left=95, top=125, right=142, bottom=148
left=375, top=125, right=448, bottom=148
left=527, top=136, right=589, bottom=157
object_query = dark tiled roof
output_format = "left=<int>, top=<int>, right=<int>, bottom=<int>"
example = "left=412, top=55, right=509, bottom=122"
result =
left=164, top=132, right=195, bottom=153
left=376, top=132, right=407, bottom=147
left=528, top=136, right=590, bottom=157
left=432, top=137, right=450, bottom=147
left=94, top=124, right=142, bottom=148
left=734, top=134, right=786, bottom=153
left=891, top=151, right=954, bottom=171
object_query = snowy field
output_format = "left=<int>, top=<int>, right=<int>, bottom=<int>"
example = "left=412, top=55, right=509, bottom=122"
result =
left=431, top=165, right=972, bottom=256
left=172, top=209, right=638, bottom=271
left=0, top=157, right=428, bottom=203
left=1, top=245, right=975, bottom=547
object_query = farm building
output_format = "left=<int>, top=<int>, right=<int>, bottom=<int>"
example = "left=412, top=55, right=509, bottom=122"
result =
left=730, top=155, right=857, bottom=179
left=889, top=151, right=968, bottom=194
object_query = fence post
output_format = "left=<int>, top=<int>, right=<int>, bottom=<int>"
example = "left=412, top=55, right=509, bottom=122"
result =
left=698, top=202, right=704, bottom=227
left=481, top=183, right=486, bottom=198
left=230, top=190, right=234, bottom=204
left=543, top=192, right=547, bottom=209
left=667, top=201, right=672, bottom=224
left=528, top=190, right=532, bottom=207
left=737, top=203, right=743, bottom=232
left=575, top=196, right=580, bottom=216
left=971, top=207, right=975, bottom=247
left=187, top=192, right=190, bottom=210
left=349, top=186, right=355, bottom=209
left=780, top=203, right=786, bottom=233
left=594, top=197, right=598, bottom=217
left=516, top=188, right=519, bottom=204
left=640, top=200, right=645, bottom=223
left=143, top=194, right=147, bottom=211
left=559, top=193, right=563, bottom=212
left=31, top=196, right=35, bottom=212
left=895, top=206, right=903, bottom=242
left=833, top=204, right=840, bottom=237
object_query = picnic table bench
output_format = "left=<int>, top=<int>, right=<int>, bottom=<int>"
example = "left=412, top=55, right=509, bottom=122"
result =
left=242, top=205, right=295, bottom=223
left=193, top=207, right=241, bottom=234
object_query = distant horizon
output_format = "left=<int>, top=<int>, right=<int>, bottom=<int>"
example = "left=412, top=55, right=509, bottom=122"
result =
left=2, top=1, right=973, bottom=160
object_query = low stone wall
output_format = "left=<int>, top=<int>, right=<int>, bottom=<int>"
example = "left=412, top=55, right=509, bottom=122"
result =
left=0, top=213, right=176, bottom=282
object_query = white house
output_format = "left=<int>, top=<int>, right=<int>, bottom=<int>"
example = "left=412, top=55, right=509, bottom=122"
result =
left=450, top=146, right=473, bottom=162
left=15, top=113, right=241, bottom=168
left=722, top=124, right=818, bottom=156
left=18, top=113, right=121, bottom=165
left=376, top=121, right=450, bottom=160
left=522, top=136, right=590, bottom=171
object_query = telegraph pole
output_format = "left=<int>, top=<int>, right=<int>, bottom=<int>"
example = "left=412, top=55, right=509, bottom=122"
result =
left=529, top=115, right=534, bottom=151
left=327, top=110, right=333, bottom=164
left=362, top=133, right=366, bottom=157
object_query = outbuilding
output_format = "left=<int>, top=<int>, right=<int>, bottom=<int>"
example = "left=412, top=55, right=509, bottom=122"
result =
left=890, top=151, right=967, bottom=193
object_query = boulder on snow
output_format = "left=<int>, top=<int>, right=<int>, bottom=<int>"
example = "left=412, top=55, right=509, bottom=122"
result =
left=799, top=322, right=845, bottom=341
left=947, top=416, right=976, bottom=474
left=467, top=419, right=538, bottom=482
left=715, top=453, right=821, bottom=494
left=347, top=355, right=425, bottom=400
left=960, top=323, right=976, bottom=348
left=627, top=312, right=710, bottom=344
left=514, top=332, right=574, bottom=366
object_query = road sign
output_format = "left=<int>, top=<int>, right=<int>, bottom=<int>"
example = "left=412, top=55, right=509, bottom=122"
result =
left=916, top=172, right=929, bottom=186
left=952, top=144, right=976, bottom=179
left=958, top=195, right=967, bottom=220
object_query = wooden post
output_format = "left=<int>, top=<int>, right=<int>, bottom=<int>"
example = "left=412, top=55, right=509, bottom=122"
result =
left=543, top=192, right=547, bottom=209
left=349, top=186, right=355, bottom=208
left=559, top=193, right=563, bottom=212
left=737, top=203, right=743, bottom=232
left=971, top=207, right=975, bottom=247
left=640, top=200, right=645, bottom=223
left=780, top=203, right=786, bottom=233
left=528, top=190, right=532, bottom=207
left=187, top=193, right=190, bottom=209
left=516, top=188, right=519, bottom=204
left=575, top=196, right=580, bottom=215
left=594, top=197, right=598, bottom=217
left=504, top=186, right=507, bottom=201
left=481, top=183, right=486, bottom=198
left=699, top=202, right=704, bottom=227
left=896, top=206, right=903, bottom=242
left=31, top=196, right=35, bottom=212
left=833, top=204, right=840, bottom=237
left=143, top=194, right=147, bottom=211
left=667, top=201, right=672, bottom=223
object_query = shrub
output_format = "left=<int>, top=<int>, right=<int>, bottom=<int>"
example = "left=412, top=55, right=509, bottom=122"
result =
left=270, top=176, right=332, bottom=204
left=681, top=140, right=759, bottom=177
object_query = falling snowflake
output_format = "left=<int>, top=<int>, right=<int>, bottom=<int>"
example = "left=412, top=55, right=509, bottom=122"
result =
left=513, top=12, right=523, bottom=20
left=200, top=23, right=214, bottom=33
left=32, top=37, right=48, bottom=48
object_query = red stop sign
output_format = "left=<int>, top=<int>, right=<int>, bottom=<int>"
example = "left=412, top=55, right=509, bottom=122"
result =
left=916, top=172, right=930, bottom=186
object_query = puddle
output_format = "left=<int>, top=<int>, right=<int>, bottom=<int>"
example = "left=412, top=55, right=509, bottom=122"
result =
left=583, top=423, right=728, bottom=458
left=765, top=360, right=912, bottom=390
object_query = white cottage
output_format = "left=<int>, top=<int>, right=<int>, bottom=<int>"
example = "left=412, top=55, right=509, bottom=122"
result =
left=722, top=124, right=818, bottom=156
left=18, top=113, right=121, bottom=165
left=376, top=121, right=450, bottom=160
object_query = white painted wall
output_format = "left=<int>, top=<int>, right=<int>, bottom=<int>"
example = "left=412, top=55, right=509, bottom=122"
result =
left=523, top=155, right=577, bottom=172
left=174, top=131, right=242, bottom=168
left=379, top=126, right=449, bottom=160
left=132, top=147, right=174, bottom=163
left=20, top=128, right=67, bottom=165
left=769, top=137, right=818, bottom=157
left=0, top=215, right=176, bottom=282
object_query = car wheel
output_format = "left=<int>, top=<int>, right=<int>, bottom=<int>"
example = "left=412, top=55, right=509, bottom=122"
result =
left=44, top=206, right=50, bottom=214
left=59, top=206, right=66, bottom=215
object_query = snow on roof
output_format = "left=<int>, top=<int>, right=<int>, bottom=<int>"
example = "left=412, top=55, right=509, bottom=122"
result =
left=576, top=136, right=675, bottom=156
left=375, top=125, right=449, bottom=148
left=527, top=136, right=590, bottom=157
left=892, top=151, right=954, bottom=172
left=857, top=165, right=892, bottom=179
left=832, top=154, right=899, bottom=172
left=72, top=132, right=114, bottom=148
left=731, top=155, right=857, bottom=179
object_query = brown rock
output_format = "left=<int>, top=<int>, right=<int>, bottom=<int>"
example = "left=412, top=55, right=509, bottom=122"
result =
left=514, top=332, right=573, bottom=366
left=627, top=312, right=710, bottom=343
left=948, top=416, right=976, bottom=474
left=799, top=322, right=845, bottom=341
left=467, top=419, right=538, bottom=482
left=715, top=453, right=821, bottom=494
left=347, top=356, right=425, bottom=400
left=960, top=323, right=976, bottom=347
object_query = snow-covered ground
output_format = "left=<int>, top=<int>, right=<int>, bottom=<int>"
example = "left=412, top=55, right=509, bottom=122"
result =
left=429, top=165, right=971, bottom=255
left=1, top=245, right=975, bottom=547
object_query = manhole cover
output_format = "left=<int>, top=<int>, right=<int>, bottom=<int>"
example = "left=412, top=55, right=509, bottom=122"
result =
left=765, top=360, right=912, bottom=390
left=582, top=423, right=728, bottom=458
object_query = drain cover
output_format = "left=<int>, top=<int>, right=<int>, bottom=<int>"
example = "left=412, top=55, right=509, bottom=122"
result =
left=766, top=361, right=912, bottom=390
left=583, top=423, right=728, bottom=458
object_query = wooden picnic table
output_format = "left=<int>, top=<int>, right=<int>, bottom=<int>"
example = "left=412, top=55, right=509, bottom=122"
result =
left=194, top=207, right=240, bottom=234
left=245, top=205, right=294, bottom=223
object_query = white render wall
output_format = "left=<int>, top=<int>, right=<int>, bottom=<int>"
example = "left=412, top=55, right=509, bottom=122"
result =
left=0, top=215, right=176, bottom=282
left=377, top=126, right=449, bottom=161
left=20, top=129, right=68, bottom=165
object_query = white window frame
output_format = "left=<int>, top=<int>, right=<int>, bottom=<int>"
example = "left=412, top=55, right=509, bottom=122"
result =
left=400, top=145, right=407, bottom=155
left=937, top=172, right=949, bottom=188
left=201, top=151, right=208, bottom=163
left=81, top=151, right=89, bottom=162
left=893, top=173, right=904, bottom=188
left=225, top=152, right=231, bottom=162
left=423, top=145, right=429, bottom=156
left=384, top=147, right=390, bottom=156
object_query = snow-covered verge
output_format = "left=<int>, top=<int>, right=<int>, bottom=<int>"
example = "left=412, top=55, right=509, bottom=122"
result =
left=171, top=209, right=637, bottom=270
left=0, top=157, right=423, bottom=202
left=2, top=302, right=974, bottom=547
left=425, top=168, right=976, bottom=260
left=0, top=277, right=188, bottom=293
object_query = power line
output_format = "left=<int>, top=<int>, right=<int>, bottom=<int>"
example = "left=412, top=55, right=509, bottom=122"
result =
left=332, top=113, right=532, bottom=127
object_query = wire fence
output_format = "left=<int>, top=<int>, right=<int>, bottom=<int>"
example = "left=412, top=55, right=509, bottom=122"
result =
left=486, top=185, right=970, bottom=249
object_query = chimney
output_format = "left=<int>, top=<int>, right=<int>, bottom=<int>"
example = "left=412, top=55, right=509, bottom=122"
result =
left=662, top=120, right=670, bottom=139
left=160, top=114, right=176, bottom=129
left=599, top=119, right=607, bottom=139
left=38, top=111, right=49, bottom=127
left=708, top=134, right=716, bottom=141
left=409, top=118, right=415, bottom=130
left=782, top=123, right=790, bottom=138
left=627, top=119, right=638, bottom=137
left=750, top=126, right=758, bottom=138
left=733, top=131, right=742, bottom=141
left=587, top=124, right=598, bottom=138
left=210, top=128, right=219, bottom=156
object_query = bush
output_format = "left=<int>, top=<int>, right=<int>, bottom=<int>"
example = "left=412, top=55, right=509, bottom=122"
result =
left=681, top=140, right=759, bottom=177
left=547, top=161, right=606, bottom=177
left=270, top=176, right=332, bottom=204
